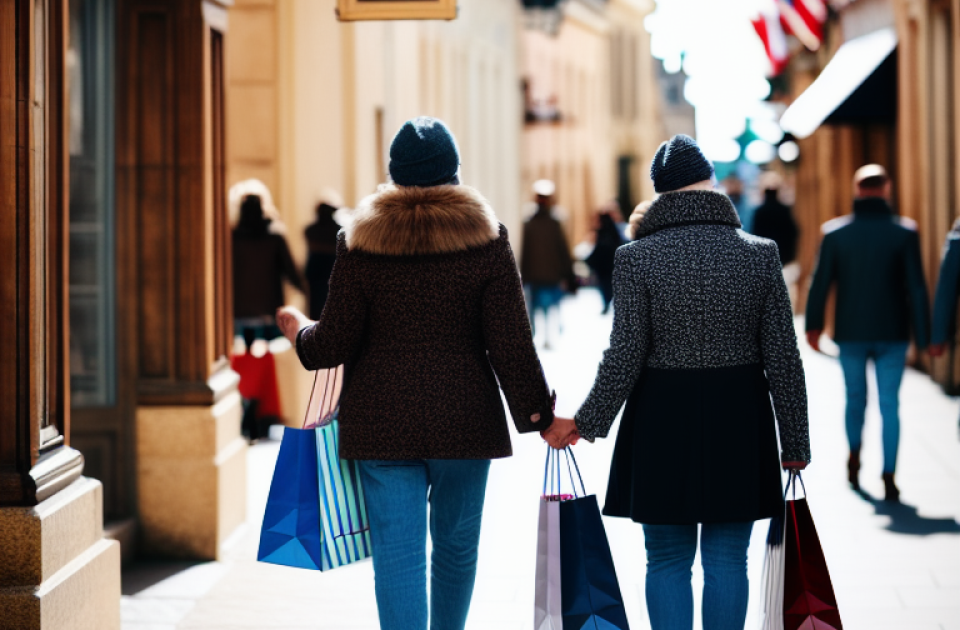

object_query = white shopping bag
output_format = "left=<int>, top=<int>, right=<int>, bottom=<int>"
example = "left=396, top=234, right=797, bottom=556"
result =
left=534, top=497, right=563, bottom=630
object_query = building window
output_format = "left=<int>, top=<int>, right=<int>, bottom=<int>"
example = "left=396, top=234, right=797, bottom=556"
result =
left=68, top=0, right=116, bottom=407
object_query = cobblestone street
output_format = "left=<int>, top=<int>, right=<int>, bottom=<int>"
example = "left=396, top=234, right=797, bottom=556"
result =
left=121, top=289, right=960, bottom=630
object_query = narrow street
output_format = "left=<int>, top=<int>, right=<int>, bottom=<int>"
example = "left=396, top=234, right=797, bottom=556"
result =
left=121, top=289, right=960, bottom=630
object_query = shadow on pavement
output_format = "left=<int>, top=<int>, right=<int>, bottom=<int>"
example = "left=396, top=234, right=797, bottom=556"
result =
left=121, top=561, right=205, bottom=596
left=853, top=488, right=960, bottom=535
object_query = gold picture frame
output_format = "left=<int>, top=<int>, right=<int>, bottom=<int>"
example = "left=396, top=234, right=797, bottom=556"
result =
left=336, top=0, right=457, bottom=22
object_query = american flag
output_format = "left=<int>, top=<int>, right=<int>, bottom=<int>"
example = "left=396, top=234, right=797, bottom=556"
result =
left=778, top=0, right=828, bottom=50
left=752, top=0, right=790, bottom=76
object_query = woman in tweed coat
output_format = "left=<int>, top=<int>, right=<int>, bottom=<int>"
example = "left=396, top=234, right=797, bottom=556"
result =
left=277, top=118, right=555, bottom=630
left=546, top=135, right=810, bottom=630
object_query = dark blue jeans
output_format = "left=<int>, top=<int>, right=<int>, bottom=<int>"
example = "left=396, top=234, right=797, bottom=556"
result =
left=357, top=459, right=490, bottom=630
left=642, top=522, right=754, bottom=630
left=837, top=341, right=909, bottom=473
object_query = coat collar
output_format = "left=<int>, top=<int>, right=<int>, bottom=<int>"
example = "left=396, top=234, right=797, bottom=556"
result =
left=345, top=184, right=500, bottom=256
left=853, top=197, right=893, bottom=218
left=635, top=190, right=741, bottom=238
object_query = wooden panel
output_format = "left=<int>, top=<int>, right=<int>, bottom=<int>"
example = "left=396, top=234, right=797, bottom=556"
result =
left=135, top=12, right=176, bottom=379
left=0, top=0, right=75, bottom=506
left=115, top=0, right=234, bottom=407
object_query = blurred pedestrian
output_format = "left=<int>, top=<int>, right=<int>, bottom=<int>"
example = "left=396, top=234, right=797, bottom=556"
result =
left=275, top=117, right=555, bottom=630
left=545, top=134, right=810, bottom=630
left=520, top=179, right=576, bottom=349
left=233, top=193, right=305, bottom=343
left=304, top=191, right=343, bottom=320
left=805, top=164, right=930, bottom=501
left=585, top=207, right=626, bottom=314
left=928, top=218, right=960, bottom=433
left=752, top=171, right=800, bottom=306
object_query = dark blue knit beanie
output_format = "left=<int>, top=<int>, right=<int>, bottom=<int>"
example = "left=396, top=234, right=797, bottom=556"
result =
left=650, top=134, right=715, bottom=193
left=388, top=117, right=460, bottom=187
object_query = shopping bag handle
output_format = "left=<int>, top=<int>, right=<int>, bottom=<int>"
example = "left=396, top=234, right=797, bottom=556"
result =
left=785, top=469, right=807, bottom=500
left=542, top=446, right=586, bottom=499
left=302, top=366, right=342, bottom=429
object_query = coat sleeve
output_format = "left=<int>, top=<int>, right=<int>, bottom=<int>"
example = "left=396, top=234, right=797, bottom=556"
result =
left=804, top=230, right=836, bottom=332
left=904, top=230, right=931, bottom=349
left=574, top=246, right=649, bottom=440
left=295, top=235, right=366, bottom=370
left=278, top=236, right=305, bottom=293
left=481, top=231, right=555, bottom=433
left=932, top=231, right=960, bottom=346
left=759, top=246, right=811, bottom=463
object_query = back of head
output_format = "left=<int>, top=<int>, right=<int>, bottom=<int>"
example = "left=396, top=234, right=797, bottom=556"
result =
left=238, top=195, right=268, bottom=233
left=650, top=134, right=715, bottom=194
left=853, top=164, right=889, bottom=198
left=388, top=117, right=460, bottom=187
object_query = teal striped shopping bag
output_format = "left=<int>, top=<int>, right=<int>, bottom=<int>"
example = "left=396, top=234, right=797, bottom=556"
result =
left=315, top=416, right=372, bottom=570
left=258, top=367, right=372, bottom=571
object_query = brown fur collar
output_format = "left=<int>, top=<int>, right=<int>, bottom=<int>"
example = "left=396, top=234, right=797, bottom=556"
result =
left=345, top=184, right=500, bottom=256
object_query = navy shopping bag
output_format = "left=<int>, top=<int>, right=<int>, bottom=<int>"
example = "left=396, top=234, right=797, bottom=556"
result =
left=559, top=494, right=631, bottom=630
left=535, top=447, right=630, bottom=630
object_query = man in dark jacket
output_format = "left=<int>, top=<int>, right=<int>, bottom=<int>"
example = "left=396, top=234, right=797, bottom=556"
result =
left=929, top=220, right=960, bottom=435
left=930, top=220, right=960, bottom=358
left=520, top=180, right=576, bottom=349
left=806, top=164, right=930, bottom=501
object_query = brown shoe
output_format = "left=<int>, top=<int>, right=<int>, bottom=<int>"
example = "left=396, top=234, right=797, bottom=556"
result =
left=882, top=472, right=900, bottom=502
left=847, top=450, right=861, bottom=490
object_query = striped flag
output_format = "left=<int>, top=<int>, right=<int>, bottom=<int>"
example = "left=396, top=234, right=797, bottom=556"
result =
left=778, top=0, right=828, bottom=50
left=752, top=1, right=790, bottom=77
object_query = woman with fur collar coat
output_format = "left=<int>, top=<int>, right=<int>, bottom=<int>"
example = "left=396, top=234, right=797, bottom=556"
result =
left=545, top=135, right=810, bottom=630
left=277, top=117, right=554, bottom=630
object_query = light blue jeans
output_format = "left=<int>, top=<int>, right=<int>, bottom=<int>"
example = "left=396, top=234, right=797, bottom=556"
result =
left=642, top=522, right=754, bottom=630
left=837, top=341, right=909, bottom=473
left=357, top=459, right=490, bottom=630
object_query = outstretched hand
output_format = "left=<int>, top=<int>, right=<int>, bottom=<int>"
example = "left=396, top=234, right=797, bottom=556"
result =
left=542, top=416, right=580, bottom=450
left=276, top=306, right=312, bottom=345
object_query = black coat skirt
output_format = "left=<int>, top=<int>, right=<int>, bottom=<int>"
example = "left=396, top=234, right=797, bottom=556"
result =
left=602, top=363, right=785, bottom=525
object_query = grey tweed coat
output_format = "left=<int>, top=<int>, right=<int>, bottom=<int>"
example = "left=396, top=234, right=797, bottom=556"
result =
left=575, top=190, right=810, bottom=524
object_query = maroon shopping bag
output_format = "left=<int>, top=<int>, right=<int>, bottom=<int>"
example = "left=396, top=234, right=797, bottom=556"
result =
left=782, top=473, right=842, bottom=630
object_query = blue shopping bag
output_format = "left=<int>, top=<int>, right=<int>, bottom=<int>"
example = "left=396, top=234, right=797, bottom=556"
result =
left=258, top=367, right=371, bottom=571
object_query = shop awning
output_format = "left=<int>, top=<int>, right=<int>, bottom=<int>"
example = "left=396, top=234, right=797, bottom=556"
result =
left=780, top=27, right=897, bottom=139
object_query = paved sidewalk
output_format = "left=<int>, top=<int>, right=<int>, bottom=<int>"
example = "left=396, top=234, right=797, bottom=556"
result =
left=121, top=289, right=960, bottom=630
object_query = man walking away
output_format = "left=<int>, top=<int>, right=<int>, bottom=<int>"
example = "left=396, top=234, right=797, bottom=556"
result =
left=805, top=164, right=930, bottom=501
left=520, top=180, right=576, bottom=349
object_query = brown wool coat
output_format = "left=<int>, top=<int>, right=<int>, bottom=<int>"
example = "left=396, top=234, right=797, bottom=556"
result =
left=295, top=184, right=556, bottom=460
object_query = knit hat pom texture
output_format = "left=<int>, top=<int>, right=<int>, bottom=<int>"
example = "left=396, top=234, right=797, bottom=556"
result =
left=650, top=134, right=715, bottom=193
left=389, top=117, right=460, bottom=187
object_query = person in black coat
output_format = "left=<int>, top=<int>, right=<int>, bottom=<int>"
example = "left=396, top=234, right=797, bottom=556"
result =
left=545, top=135, right=809, bottom=630
left=805, top=164, right=930, bottom=501
left=751, top=171, right=799, bottom=267
left=585, top=209, right=626, bottom=314
left=929, top=220, right=960, bottom=433
left=233, top=194, right=305, bottom=341
left=931, top=219, right=960, bottom=358
left=304, top=199, right=342, bottom=320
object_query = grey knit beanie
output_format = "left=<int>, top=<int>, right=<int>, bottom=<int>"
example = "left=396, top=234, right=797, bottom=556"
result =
left=650, top=134, right=715, bottom=193
left=388, top=117, right=460, bottom=187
